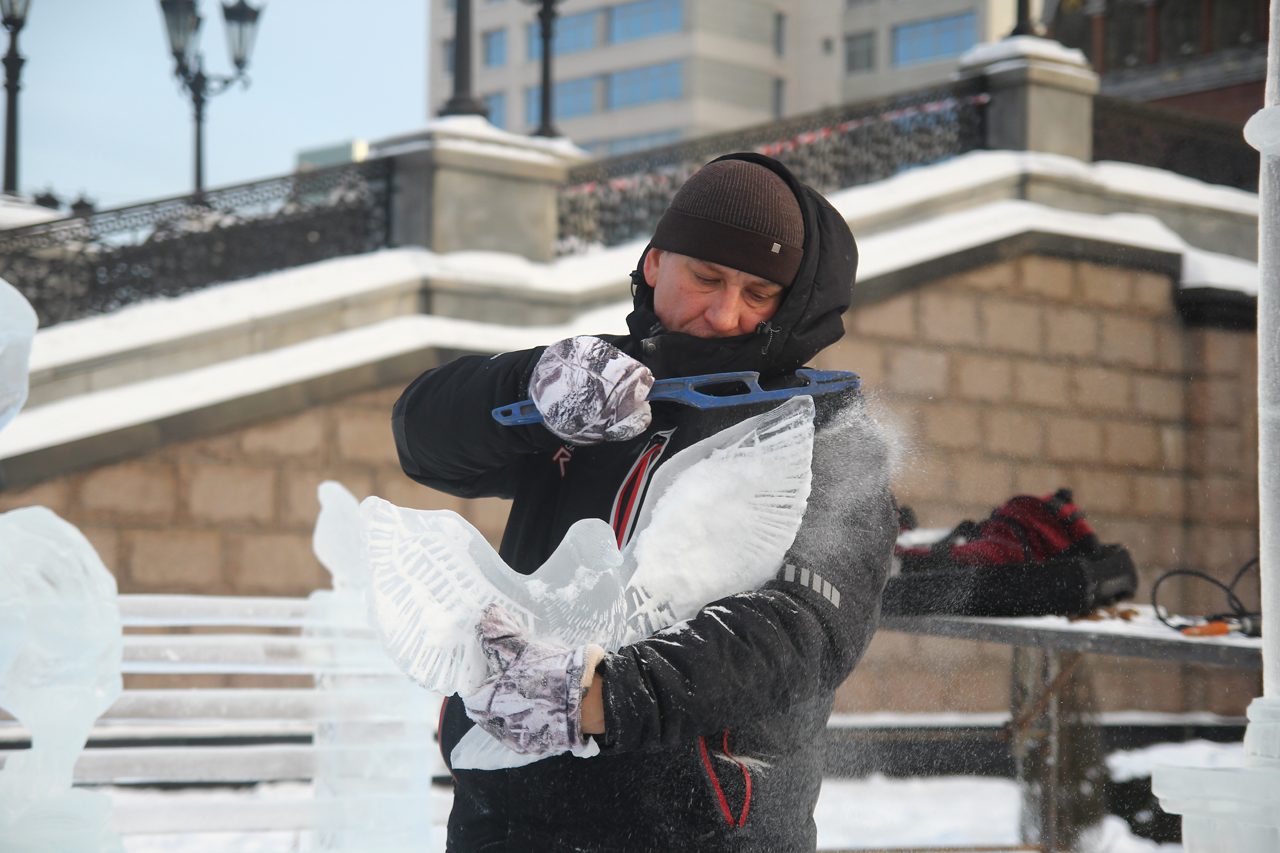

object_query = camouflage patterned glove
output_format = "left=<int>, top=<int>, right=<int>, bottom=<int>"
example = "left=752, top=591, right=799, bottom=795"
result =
left=462, top=604, right=605, bottom=757
left=529, top=336, right=655, bottom=445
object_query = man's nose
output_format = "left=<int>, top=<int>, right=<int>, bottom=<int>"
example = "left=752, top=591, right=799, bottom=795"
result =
left=704, top=291, right=741, bottom=334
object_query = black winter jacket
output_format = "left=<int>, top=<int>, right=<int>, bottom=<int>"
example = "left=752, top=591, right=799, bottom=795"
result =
left=392, top=154, right=896, bottom=852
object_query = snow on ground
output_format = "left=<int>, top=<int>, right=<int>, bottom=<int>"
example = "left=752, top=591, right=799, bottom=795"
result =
left=107, top=774, right=1180, bottom=852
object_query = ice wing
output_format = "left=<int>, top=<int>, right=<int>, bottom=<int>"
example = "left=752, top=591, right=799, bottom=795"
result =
left=363, top=498, right=532, bottom=695
left=363, top=498, right=628, bottom=695
left=312, top=481, right=367, bottom=591
left=623, top=395, right=815, bottom=625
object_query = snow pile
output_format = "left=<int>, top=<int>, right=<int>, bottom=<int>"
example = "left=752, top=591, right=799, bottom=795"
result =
left=370, top=114, right=589, bottom=164
left=0, top=196, right=60, bottom=231
left=1182, top=248, right=1261, bottom=295
left=1107, top=739, right=1245, bottom=784
left=959, top=35, right=1091, bottom=72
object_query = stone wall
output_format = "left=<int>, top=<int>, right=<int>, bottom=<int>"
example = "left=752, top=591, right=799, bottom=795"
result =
left=0, top=385, right=512, bottom=598
left=813, top=254, right=1261, bottom=715
left=0, top=252, right=1261, bottom=714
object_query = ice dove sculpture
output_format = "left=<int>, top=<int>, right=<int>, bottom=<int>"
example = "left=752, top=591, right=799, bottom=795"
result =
left=364, top=396, right=815, bottom=769
left=0, top=507, right=125, bottom=852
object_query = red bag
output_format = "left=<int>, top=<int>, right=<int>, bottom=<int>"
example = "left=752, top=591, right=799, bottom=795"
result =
left=897, top=489, right=1099, bottom=570
left=884, top=490, right=1136, bottom=618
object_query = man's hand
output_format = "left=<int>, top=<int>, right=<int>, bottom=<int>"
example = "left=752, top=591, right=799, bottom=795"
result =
left=462, top=603, right=606, bottom=756
left=529, top=336, right=654, bottom=445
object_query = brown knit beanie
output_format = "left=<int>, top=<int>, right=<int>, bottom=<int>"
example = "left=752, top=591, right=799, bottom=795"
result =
left=650, top=159, right=804, bottom=287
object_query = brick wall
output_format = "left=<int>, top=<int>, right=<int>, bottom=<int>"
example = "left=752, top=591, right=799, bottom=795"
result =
left=0, top=386, right=512, bottom=598
left=813, top=255, right=1260, bottom=715
left=0, top=252, right=1260, bottom=713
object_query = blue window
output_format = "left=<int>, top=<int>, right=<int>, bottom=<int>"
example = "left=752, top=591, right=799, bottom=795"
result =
left=528, top=10, right=598, bottom=59
left=525, top=76, right=598, bottom=126
left=606, top=61, right=683, bottom=110
left=604, top=129, right=682, bottom=155
left=483, top=29, right=507, bottom=68
left=607, top=0, right=683, bottom=44
left=442, top=39, right=455, bottom=73
left=578, top=130, right=681, bottom=157
left=484, top=92, right=507, bottom=129
left=892, top=12, right=977, bottom=67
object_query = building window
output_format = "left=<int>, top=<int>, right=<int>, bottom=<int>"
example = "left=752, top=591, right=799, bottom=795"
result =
left=580, top=129, right=683, bottom=157
left=442, top=39, right=455, bottom=73
left=526, top=76, right=598, bottom=126
left=528, top=10, right=598, bottom=60
left=483, top=29, right=507, bottom=68
left=892, top=12, right=977, bottom=67
left=445, top=0, right=455, bottom=11
left=845, top=31, right=874, bottom=74
left=605, top=61, right=683, bottom=110
left=774, top=12, right=786, bottom=57
left=483, top=92, right=507, bottom=129
left=607, top=0, right=683, bottom=45
left=772, top=78, right=784, bottom=119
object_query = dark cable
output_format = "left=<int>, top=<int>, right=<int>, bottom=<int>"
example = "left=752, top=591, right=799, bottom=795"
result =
left=1150, top=557, right=1260, bottom=631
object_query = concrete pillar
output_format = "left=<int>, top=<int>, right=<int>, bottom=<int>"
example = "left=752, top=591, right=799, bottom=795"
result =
left=1153, top=4, right=1280, bottom=849
left=371, top=116, right=589, bottom=264
left=956, top=35, right=1100, bottom=161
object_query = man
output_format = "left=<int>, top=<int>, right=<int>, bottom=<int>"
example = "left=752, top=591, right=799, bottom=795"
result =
left=393, top=152, right=895, bottom=851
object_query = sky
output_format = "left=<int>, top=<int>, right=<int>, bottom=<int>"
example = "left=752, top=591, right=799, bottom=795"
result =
left=17, top=0, right=429, bottom=208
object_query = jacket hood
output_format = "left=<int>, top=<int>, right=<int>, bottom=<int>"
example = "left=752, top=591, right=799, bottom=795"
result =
left=625, top=152, right=858, bottom=379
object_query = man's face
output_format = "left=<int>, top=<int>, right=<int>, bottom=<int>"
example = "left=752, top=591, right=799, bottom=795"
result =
left=643, top=249, right=785, bottom=338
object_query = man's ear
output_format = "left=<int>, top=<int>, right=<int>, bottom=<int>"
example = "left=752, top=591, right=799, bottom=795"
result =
left=642, top=247, right=662, bottom=288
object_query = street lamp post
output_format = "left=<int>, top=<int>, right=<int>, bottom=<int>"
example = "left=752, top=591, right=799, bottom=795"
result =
left=2, top=0, right=31, bottom=196
left=1010, top=0, right=1035, bottom=37
left=158, top=0, right=264, bottom=196
left=522, top=0, right=566, bottom=137
left=440, top=0, right=488, bottom=118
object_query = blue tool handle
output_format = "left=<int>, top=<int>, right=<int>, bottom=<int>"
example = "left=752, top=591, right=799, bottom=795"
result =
left=491, top=368, right=859, bottom=426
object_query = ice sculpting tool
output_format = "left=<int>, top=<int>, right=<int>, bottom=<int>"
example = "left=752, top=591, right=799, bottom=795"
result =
left=492, top=367, right=859, bottom=426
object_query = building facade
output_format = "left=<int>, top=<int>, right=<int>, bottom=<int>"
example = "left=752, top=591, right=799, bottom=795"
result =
left=428, top=0, right=1026, bottom=156
left=1047, top=0, right=1270, bottom=125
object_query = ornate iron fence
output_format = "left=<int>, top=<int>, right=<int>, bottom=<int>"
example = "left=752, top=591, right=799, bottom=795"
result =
left=0, top=158, right=394, bottom=327
left=1093, top=96, right=1258, bottom=192
left=556, top=79, right=990, bottom=255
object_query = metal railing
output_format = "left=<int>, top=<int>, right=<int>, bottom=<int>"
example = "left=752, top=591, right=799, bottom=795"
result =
left=556, top=79, right=990, bottom=255
left=0, top=158, right=395, bottom=328
left=7, top=77, right=1257, bottom=327
left=1092, top=96, right=1258, bottom=192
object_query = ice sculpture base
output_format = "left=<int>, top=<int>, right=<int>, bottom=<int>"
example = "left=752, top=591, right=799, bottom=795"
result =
left=0, top=786, right=124, bottom=853
left=1153, top=697, right=1280, bottom=852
